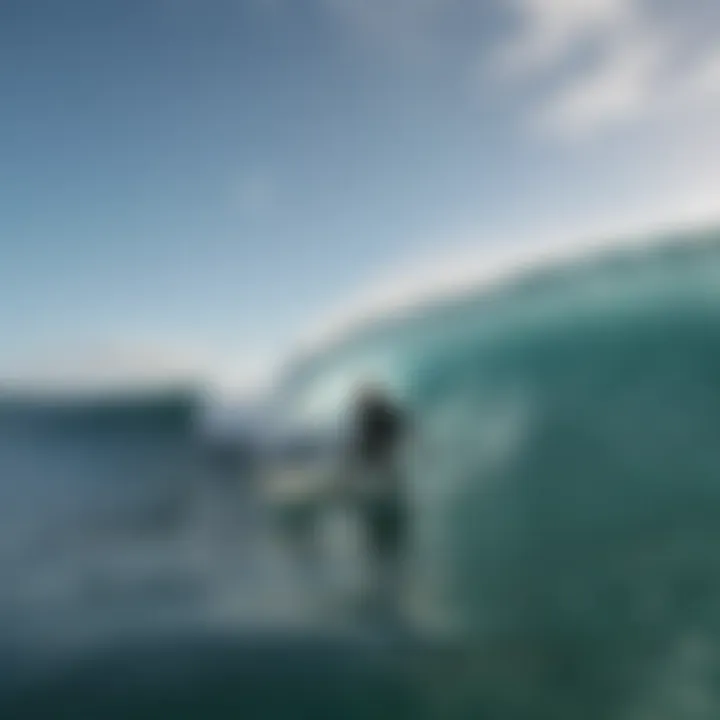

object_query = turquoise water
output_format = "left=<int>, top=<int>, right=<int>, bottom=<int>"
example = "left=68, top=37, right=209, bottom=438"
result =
left=5, top=228, right=720, bottom=718
left=278, top=227, right=720, bottom=718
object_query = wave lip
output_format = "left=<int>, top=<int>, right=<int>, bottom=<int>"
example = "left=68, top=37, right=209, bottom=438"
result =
left=290, top=223, right=720, bottom=379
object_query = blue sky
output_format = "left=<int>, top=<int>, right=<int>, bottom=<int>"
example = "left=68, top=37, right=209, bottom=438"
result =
left=1, top=0, right=719, bottom=393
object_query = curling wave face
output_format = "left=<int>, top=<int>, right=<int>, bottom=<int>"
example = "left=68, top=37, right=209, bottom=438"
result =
left=276, top=227, right=720, bottom=717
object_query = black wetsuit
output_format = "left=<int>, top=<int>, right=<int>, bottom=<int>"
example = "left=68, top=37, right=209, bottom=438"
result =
left=354, top=393, right=407, bottom=560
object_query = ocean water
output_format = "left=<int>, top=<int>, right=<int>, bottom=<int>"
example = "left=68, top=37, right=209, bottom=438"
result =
left=0, top=392, right=423, bottom=719
left=277, top=227, right=720, bottom=718
left=6, top=228, right=720, bottom=719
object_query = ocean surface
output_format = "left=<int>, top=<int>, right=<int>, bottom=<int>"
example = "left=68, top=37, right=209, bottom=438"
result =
left=0, top=391, right=422, bottom=719
left=5, top=227, right=720, bottom=719
left=276, top=226, right=720, bottom=719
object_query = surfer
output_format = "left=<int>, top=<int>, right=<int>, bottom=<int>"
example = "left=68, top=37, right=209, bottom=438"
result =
left=349, top=382, right=410, bottom=615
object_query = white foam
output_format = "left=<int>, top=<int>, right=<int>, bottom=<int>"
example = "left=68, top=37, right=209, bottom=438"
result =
left=292, top=221, right=715, bottom=366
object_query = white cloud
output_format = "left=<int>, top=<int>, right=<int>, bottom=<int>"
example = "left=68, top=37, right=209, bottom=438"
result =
left=683, top=47, right=720, bottom=104
left=537, top=28, right=670, bottom=136
left=203, top=352, right=281, bottom=400
left=494, top=0, right=634, bottom=77
left=0, top=339, right=280, bottom=401
left=289, top=0, right=720, bottom=137
left=0, top=341, right=204, bottom=395
left=493, top=0, right=720, bottom=137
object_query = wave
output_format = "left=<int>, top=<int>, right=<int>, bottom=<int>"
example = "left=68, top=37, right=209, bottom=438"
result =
left=268, top=224, right=720, bottom=718
left=0, top=386, right=202, bottom=434
left=3, top=226, right=720, bottom=718
left=284, top=224, right=720, bottom=392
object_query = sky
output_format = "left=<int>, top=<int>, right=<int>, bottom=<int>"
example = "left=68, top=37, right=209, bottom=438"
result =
left=1, top=0, right=719, bottom=395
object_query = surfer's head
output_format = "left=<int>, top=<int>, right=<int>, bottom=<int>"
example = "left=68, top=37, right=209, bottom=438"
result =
left=353, top=378, right=386, bottom=405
